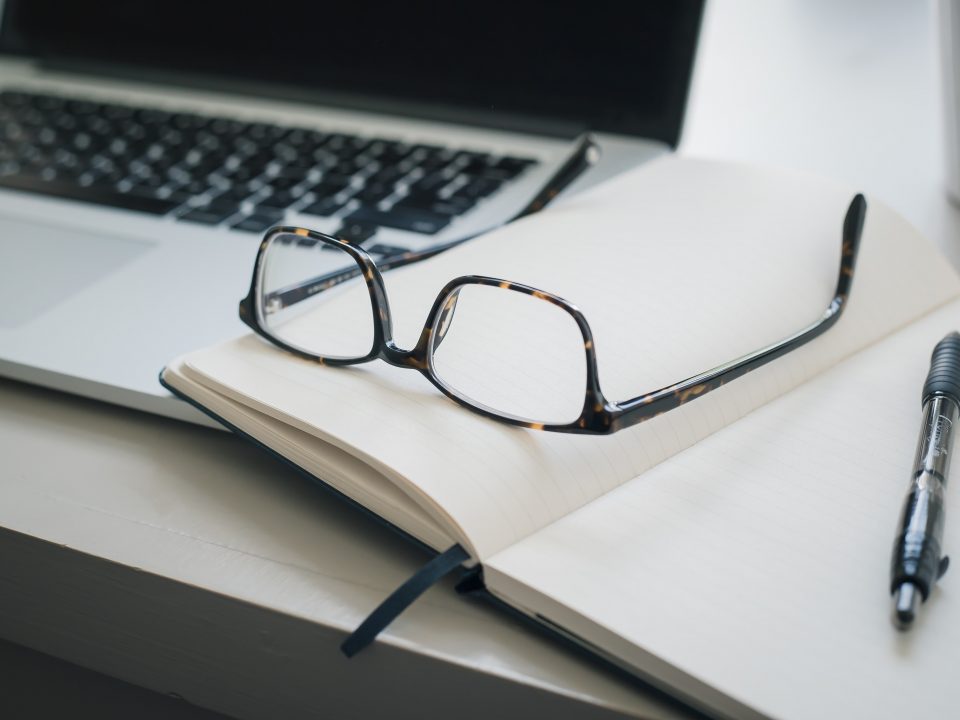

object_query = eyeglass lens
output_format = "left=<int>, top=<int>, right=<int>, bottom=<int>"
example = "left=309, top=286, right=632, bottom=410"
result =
left=428, top=282, right=588, bottom=424
left=258, top=232, right=375, bottom=360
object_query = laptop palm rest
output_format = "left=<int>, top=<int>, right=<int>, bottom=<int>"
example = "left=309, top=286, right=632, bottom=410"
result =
left=0, top=218, right=154, bottom=328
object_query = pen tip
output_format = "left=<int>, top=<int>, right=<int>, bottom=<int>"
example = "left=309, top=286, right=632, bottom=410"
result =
left=892, top=583, right=921, bottom=630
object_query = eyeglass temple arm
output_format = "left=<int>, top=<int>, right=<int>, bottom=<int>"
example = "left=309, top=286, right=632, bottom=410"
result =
left=609, top=194, right=867, bottom=432
left=261, top=135, right=600, bottom=312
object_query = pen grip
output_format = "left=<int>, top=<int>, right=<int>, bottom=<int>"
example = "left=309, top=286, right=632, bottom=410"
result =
left=923, top=332, right=960, bottom=405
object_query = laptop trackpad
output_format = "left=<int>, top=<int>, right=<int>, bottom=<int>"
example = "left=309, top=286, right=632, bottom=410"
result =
left=0, top=219, right=155, bottom=328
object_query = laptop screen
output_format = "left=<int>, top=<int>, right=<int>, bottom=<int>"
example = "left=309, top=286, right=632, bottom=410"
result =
left=0, top=1, right=703, bottom=146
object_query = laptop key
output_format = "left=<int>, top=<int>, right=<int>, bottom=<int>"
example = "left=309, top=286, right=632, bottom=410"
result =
left=331, top=157, right=367, bottom=177
left=263, top=176, right=302, bottom=192
left=158, top=189, right=193, bottom=206
left=307, top=179, right=350, bottom=199
left=410, top=171, right=451, bottom=194
left=496, top=156, right=538, bottom=172
left=396, top=192, right=475, bottom=216
left=333, top=220, right=378, bottom=245
left=203, top=195, right=242, bottom=214
left=452, top=177, right=501, bottom=200
left=430, top=198, right=476, bottom=216
left=356, top=182, right=394, bottom=204
left=344, top=206, right=450, bottom=235
left=214, top=184, right=258, bottom=204
left=256, top=190, right=300, bottom=213
left=377, top=142, right=414, bottom=164
left=179, top=206, right=238, bottom=225
left=474, top=167, right=517, bottom=182
left=317, top=171, right=354, bottom=186
left=300, top=197, right=349, bottom=217
left=231, top=213, right=283, bottom=233
left=367, top=243, right=410, bottom=258
left=368, top=166, right=406, bottom=186
left=128, top=175, right=166, bottom=194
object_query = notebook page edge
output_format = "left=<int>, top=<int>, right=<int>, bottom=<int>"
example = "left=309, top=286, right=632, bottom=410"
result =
left=162, top=358, right=457, bottom=553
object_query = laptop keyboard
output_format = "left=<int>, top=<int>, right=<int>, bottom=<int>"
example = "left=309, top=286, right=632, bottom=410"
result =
left=0, top=89, right=538, bottom=243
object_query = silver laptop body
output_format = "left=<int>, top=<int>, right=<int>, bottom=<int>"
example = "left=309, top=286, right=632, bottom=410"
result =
left=0, top=1, right=703, bottom=424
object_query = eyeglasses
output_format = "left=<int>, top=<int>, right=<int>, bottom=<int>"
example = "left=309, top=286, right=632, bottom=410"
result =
left=239, top=148, right=866, bottom=434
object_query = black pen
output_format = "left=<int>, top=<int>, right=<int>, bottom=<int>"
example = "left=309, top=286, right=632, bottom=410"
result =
left=891, top=332, right=960, bottom=629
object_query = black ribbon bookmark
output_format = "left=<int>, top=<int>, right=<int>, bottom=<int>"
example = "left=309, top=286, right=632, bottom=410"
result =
left=341, top=543, right=471, bottom=657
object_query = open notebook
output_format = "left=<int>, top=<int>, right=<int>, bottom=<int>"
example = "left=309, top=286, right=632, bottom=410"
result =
left=162, top=156, right=960, bottom=720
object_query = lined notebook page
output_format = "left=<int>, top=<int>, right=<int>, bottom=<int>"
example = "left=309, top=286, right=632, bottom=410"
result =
left=178, top=157, right=960, bottom=559
left=485, top=298, right=960, bottom=720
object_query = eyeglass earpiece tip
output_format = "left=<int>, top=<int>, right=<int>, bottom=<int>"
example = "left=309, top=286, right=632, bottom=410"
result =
left=843, top=193, right=867, bottom=242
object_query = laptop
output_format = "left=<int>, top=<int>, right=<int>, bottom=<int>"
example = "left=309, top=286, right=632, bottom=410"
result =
left=0, top=1, right=703, bottom=425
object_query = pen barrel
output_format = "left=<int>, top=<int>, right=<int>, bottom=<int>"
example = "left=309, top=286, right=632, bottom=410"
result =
left=891, top=472, right=948, bottom=599
left=912, top=395, right=959, bottom=483
left=891, top=373, right=960, bottom=599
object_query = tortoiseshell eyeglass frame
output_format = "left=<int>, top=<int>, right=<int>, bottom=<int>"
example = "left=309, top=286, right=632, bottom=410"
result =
left=239, top=167, right=865, bottom=434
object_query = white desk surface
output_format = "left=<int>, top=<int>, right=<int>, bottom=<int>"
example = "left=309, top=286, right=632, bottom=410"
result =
left=1, top=2, right=955, bottom=719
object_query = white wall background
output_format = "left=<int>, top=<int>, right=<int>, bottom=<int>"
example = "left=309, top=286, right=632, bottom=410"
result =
left=682, top=0, right=960, bottom=266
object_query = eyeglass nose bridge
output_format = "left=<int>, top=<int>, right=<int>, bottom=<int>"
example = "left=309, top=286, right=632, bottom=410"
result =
left=432, top=288, right=462, bottom=352
left=378, top=342, right=428, bottom=371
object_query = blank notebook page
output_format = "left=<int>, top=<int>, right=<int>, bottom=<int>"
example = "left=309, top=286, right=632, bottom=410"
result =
left=485, top=298, right=960, bottom=720
left=181, top=156, right=959, bottom=559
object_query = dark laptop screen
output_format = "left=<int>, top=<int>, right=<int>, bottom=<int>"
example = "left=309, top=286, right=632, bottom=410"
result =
left=0, top=1, right=703, bottom=146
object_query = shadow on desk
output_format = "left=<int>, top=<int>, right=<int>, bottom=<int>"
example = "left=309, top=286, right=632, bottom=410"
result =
left=0, top=637, right=231, bottom=719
